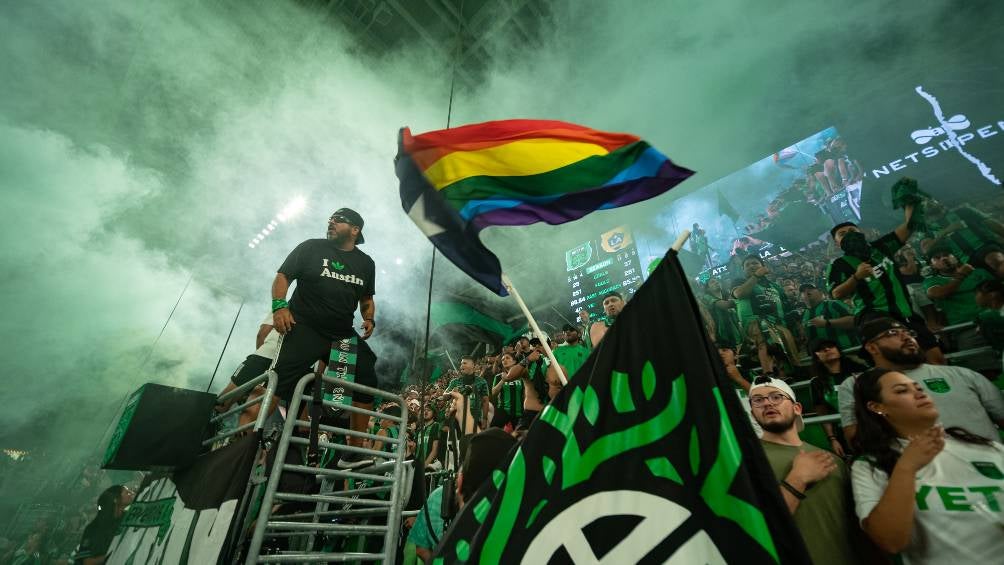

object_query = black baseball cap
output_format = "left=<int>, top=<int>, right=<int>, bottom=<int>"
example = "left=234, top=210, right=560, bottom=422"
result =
left=858, top=317, right=905, bottom=344
left=830, top=221, right=857, bottom=239
left=798, top=283, right=817, bottom=293
left=331, top=208, right=365, bottom=244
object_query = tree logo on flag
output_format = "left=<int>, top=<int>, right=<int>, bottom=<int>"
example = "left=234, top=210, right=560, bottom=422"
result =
left=432, top=251, right=808, bottom=565
left=524, top=490, right=726, bottom=564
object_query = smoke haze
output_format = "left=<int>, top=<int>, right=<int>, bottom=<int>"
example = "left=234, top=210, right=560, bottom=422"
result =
left=1, top=0, right=1001, bottom=519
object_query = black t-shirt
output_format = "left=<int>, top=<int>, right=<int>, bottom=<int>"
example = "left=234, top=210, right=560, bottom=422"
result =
left=278, top=239, right=376, bottom=339
left=73, top=516, right=121, bottom=564
left=826, top=232, right=914, bottom=319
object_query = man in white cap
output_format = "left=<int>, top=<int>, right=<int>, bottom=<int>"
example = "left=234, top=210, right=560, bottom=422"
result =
left=749, top=376, right=866, bottom=565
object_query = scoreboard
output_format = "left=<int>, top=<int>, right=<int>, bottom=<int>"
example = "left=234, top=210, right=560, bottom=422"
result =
left=565, top=225, right=644, bottom=318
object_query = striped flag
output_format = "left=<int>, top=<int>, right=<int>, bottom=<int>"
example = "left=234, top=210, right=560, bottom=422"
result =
left=395, top=119, right=694, bottom=295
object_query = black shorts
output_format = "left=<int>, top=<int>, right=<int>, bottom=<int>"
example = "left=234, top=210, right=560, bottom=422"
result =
left=272, top=323, right=377, bottom=404
left=490, top=407, right=520, bottom=429
left=856, top=310, right=940, bottom=350
left=516, top=409, right=540, bottom=431
left=230, top=353, right=273, bottom=387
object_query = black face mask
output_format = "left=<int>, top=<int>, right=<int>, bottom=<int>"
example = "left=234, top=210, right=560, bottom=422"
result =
left=839, top=231, right=871, bottom=261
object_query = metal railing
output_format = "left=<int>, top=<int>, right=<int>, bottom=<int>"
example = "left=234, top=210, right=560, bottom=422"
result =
left=244, top=373, right=409, bottom=564
left=204, top=370, right=279, bottom=447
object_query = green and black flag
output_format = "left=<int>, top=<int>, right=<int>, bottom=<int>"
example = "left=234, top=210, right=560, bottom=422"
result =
left=433, top=249, right=810, bottom=564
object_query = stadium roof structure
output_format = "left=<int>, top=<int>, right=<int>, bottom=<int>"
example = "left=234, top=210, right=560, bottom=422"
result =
left=297, top=0, right=554, bottom=89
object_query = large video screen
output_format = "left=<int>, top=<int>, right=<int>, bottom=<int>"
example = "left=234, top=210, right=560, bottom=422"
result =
left=564, top=225, right=644, bottom=317
left=626, top=128, right=868, bottom=284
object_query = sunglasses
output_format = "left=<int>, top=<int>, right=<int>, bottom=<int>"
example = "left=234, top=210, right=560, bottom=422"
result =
left=329, top=215, right=354, bottom=225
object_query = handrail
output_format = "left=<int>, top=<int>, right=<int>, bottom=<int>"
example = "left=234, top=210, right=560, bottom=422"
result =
left=203, top=371, right=278, bottom=446
left=244, top=372, right=409, bottom=565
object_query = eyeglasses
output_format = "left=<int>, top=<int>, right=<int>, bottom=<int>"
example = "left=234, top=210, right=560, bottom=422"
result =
left=749, top=392, right=791, bottom=407
left=868, top=328, right=917, bottom=342
left=329, top=215, right=352, bottom=225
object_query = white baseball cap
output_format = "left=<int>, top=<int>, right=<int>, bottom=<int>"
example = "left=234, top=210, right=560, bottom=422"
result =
left=749, top=377, right=804, bottom=432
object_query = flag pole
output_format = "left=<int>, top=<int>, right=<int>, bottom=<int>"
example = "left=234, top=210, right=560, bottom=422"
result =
left=500, top=272, right=568, bottom=386
left=672, top=229, right=692, bottom=253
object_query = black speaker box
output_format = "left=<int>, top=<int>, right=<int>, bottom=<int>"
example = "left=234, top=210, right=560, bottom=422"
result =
left=101, top=383, right=217, bottom=471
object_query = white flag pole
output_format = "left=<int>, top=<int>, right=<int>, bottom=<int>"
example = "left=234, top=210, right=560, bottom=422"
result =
left=501, top=272, right=568, bottom=386
left=672, top=229, right=692, bottom=252
left=442, top=348, right=458, bottom=371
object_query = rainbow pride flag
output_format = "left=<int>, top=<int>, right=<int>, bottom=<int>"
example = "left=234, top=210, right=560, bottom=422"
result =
left=396, top=119, right=694, bottom=295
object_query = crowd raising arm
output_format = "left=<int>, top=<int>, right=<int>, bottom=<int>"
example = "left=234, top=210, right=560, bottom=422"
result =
left=833, top=204, right=914, bottom=300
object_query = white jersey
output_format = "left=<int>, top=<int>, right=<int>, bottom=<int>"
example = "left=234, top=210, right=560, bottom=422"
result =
left=851, top=437, right=1004, bottom=565
left=253, top=313, right=281, bottom=360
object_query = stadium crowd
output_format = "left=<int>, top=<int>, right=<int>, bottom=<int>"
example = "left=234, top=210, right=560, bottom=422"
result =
left=5, top=193, right=1003, bottom=565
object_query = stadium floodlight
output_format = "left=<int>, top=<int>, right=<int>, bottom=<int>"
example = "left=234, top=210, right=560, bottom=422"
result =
left=248, top=196, right=308, bottom=250
left=276, top=196, right=307, bottom=223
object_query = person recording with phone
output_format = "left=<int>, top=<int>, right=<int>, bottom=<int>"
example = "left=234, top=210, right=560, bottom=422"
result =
left=444, top=356, right=490, bottom=433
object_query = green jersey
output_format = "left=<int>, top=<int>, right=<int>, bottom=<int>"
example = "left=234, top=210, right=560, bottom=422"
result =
left=923, top=269, right=994, bottom=326
left=700, top=291, right=744, bottom=347
left=924, top=206, right=999, bottom=260
left=491, top=373, right=524, bottom=417
left=802, top=300, right=858, bottom=350
left=553, top=342, right=590, bottom=379
left=446, top=376, right=490, bottom=422
left=732, top=277, right=786, bottom=326
left=415, top=421, right=441, bottom=462
left=826, top=232, right=914, bottom=319
left=976, top=308, right=1004, bottom=353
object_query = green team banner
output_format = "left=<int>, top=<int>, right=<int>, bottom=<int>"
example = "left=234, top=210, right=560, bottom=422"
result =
left=433, top=250, right=810, bottom=564
left=325, top=336, right=358, bottom=405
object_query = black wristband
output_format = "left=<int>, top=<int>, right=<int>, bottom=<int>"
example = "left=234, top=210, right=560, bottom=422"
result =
left=780, top=480, right=806, bottom=500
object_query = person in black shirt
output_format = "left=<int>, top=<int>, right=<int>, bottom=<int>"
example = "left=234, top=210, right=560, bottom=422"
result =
left=72, top=485, right=134, bottom=564
left=271, top=207, right=379, bottom=469
left=826, top=200, right=945, bottom=364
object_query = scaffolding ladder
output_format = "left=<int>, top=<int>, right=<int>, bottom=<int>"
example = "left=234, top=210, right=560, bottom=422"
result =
left=243, top=373, right=409, bottom=564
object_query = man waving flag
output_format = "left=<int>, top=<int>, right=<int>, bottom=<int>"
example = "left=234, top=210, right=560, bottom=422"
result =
left=395, top=119, right=694, bottom=295
left=431, top=249, right=811, bottom=564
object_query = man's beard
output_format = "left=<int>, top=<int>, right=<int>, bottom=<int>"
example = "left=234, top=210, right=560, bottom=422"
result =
left=757, top=413, right=797, bottom=434
left=879, top=343, right=926, bottom=366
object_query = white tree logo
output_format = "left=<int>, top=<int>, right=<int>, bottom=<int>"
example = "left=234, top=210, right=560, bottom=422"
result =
left=521, top=490, right=727, bottom=564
